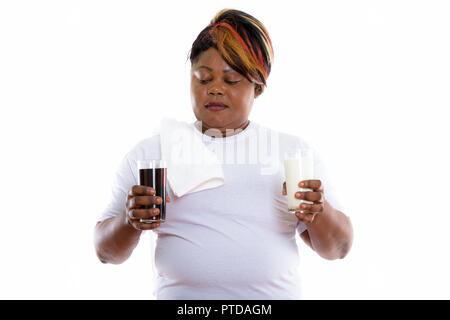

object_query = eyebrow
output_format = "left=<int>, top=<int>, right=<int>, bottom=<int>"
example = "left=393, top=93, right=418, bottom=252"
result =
left=195, top=66, right=233, bottom=73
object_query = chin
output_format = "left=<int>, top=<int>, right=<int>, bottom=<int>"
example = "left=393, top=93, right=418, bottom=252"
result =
left=195, top=111, right=226, bottom=128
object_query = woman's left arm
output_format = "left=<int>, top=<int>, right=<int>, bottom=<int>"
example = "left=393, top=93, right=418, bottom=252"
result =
left=283, top=180, right=354, bottom=260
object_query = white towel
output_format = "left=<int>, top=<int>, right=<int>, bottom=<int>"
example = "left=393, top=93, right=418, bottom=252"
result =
left=157, top=117, right=225, bottom=197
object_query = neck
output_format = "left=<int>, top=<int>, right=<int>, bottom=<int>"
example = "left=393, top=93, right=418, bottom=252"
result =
left=195, top=120, right=250, bottom=138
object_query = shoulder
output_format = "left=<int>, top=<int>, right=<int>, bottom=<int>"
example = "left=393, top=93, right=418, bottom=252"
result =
left=125, top=134, right=161, bottom=162
left=254, top=122, right=312, bottom=151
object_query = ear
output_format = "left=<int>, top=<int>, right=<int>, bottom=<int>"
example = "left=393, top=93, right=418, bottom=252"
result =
left=254, top=84, right=264, bottom=98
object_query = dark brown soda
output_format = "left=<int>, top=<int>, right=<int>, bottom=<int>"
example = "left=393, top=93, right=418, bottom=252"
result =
left=138, top=168, right=166, bottom=222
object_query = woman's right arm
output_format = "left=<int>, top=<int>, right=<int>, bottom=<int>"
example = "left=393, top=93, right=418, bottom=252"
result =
left=94, top=185, right=164, bottom=264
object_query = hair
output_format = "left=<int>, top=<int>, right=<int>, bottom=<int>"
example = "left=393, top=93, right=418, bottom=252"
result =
left=189, top=9, right=274, bottom=91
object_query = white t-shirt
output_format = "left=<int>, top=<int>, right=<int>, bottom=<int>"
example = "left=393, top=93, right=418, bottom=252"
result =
left=99, top=120, right=344, bottom=299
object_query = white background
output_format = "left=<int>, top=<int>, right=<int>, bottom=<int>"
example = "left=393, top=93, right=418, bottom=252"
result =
left=1, top=0, right=449, bottom=299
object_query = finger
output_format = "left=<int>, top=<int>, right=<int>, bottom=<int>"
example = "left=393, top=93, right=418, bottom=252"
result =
left=131, top=221, right=161, bottom=231
left=298, top=180, right=323, bottom=191
left=128, top=208, right=160, bottom=220
left=299, top=202, right=324, bottom=214
left=139, top=221, right=161, bottom=230
left=295, top=191, right=323, bottom=203
left=282, top=181, right=286, bottom=195
left=127, top=195, right=162, bottom=209
left=295, top=211, right=315, bottom=224
left=127, top=185, right=155, bottom=199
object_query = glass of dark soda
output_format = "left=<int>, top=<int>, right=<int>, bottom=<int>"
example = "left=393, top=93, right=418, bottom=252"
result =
left=137, top=160, right=167, bottom=223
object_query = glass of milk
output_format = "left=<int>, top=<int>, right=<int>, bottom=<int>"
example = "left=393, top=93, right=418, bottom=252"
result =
left=284, top=148, right=314, bottom=213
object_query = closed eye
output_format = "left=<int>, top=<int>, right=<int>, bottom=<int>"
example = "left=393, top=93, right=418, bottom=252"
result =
left=225, top=80, right=240, bottom=85
left=197, top=79, right=240, bottom=85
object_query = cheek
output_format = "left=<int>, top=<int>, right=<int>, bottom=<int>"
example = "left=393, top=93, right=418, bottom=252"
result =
left=231, top=88, right=254, bottom=107
left=190, top=84, right=204, bottom=105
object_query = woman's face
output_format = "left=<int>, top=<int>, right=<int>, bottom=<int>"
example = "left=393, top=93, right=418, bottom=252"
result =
left=190, top=47, right=263, bottom=134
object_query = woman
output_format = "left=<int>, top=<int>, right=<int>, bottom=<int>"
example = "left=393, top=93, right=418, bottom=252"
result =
left=94, top=9, right=353, bottom=299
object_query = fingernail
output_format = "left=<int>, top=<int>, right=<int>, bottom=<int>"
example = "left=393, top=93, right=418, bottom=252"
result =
left=295, top=192, right=302, bottom=198
left=299, top=182, right=305, bottom=187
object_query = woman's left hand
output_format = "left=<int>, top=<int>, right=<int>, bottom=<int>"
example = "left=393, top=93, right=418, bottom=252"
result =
left=283, top=179, right=324, bottom=223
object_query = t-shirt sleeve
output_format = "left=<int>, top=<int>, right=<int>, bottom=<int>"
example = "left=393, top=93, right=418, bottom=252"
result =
left=98, top=153, right=138, bottom=222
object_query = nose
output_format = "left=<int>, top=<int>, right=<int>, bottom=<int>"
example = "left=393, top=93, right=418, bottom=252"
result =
left=207, top=81, right=224, bottom=96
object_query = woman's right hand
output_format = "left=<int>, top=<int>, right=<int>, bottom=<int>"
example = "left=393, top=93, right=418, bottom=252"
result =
left=125, top=185, right=171, bottom=231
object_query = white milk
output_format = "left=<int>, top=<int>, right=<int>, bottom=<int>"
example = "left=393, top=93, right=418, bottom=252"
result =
left=284, top=150, right=314, bottom=213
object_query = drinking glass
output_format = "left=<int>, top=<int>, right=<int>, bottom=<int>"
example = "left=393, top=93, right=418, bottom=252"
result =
left=284, top=149, right=314, bottom=213
left=137, top=160, right=167, bottom=223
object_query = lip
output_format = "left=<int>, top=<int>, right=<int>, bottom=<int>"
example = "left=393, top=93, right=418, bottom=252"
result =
left=205, top=102, right=228, bottom=112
